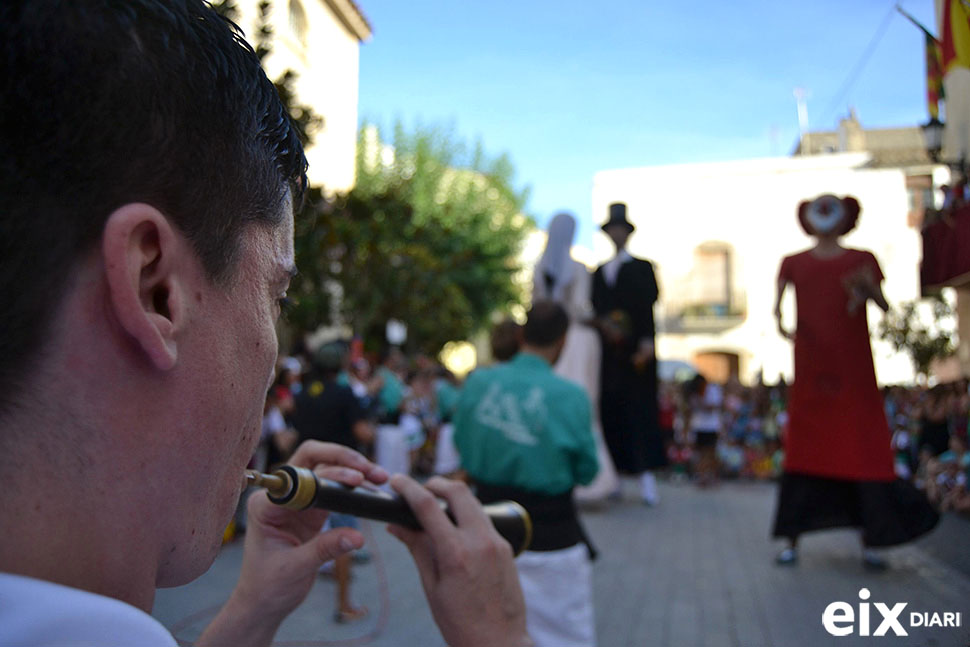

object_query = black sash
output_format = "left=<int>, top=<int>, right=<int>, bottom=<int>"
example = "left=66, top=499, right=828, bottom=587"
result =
left=473, top=481, right=598, bottom=560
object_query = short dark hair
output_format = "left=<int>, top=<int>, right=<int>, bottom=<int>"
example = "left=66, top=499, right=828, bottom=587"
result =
left=490, top=319, right=522, bottom=362
left=312, top=341, right=348, bottom=376
left=522, top=301, right=569, bottom=347
left=0, top=0, right=308, bottom=413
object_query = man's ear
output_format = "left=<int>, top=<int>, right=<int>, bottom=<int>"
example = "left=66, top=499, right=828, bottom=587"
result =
left=102, top=203, right=187, bottom=371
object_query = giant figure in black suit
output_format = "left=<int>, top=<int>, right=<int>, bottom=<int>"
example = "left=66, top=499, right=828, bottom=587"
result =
left=592, top=202, right=666, bottom=505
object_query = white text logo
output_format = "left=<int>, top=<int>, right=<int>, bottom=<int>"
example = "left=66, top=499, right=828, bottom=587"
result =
left=822, top=589, right=962, bottom=637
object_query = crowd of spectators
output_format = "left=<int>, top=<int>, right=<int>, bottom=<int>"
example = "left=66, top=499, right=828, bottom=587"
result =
left=257, top=341, right=463, bottom=486
left=885, top=381, right=970, bottom=514
left=663, top=377, right=788, bottom=485
left=247, top=339, right=465, bottom=622
left=666, top=374, right=970, bottom=517
left=242, top=323, right=970, bottom=632
left=256, top=333, right=970, bottom=520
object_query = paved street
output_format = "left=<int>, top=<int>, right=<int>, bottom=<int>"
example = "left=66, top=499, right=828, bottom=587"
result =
left=153, top=480, right=970, bottom=647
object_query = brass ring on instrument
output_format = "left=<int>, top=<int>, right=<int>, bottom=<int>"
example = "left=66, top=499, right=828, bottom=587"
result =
left=287, top=466, right=318, bottom=510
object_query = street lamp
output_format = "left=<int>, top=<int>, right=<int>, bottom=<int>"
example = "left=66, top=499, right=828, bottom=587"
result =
left=921, top=117, right=945, bottom=162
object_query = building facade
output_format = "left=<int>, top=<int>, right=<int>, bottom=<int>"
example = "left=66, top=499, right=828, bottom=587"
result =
left=591, top=149, right=932, bottom=386
left=233, top=0, right=371, bottom=193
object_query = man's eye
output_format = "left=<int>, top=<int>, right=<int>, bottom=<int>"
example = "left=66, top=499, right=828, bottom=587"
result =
left=278, top=295, right=296, bottom=317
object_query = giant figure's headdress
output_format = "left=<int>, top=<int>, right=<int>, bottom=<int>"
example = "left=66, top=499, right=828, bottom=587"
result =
left=797, top=194, right=861, bottom=237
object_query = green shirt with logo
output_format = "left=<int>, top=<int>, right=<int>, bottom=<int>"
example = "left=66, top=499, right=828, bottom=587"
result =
left=453, top=352, right=598, bottom=495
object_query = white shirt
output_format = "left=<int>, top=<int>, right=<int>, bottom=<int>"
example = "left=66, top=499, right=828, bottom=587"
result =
left=0, top=573, right=176, bottom=647
left=690, top=386, right=723, bottom=433
left=602, top=249, right=633, bottom=287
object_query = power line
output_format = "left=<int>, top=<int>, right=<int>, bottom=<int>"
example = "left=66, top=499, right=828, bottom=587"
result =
left=817, top=2, right=898, bottom=127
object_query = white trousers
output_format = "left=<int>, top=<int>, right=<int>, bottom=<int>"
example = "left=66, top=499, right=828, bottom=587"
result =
left=374, top=424, right=410, bottom=490
left=432, top=422, right=461, bottom=475
left=516, top=544, right=596, bottom=647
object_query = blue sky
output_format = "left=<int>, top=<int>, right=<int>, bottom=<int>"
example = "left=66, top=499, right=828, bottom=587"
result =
left=356, top=0, right=938, bottom=249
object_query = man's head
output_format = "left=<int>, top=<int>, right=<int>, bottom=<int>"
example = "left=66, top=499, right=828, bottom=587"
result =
left=0, top=0, right=306, bottom=591
left=522, top=301, right=569, bottom=363
left=313, top=341, right=349, bottom=379
left=0, top=0, right=307, bottom=415
left=350, top=357, right=372, bottom=380
left=604, top=224, right=632, bottom=250
left=381, top=346, right=406, bottom=372
left=490, top=319, right=522, bottom=363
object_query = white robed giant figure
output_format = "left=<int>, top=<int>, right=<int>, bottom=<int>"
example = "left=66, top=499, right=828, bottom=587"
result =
left=533, top=212, right=619, bottom=503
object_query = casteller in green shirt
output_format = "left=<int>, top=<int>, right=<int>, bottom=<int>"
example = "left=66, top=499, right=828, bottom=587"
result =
left=453, top=352, right=598, bottom=496
left=376, top=365, right=405, bottom=419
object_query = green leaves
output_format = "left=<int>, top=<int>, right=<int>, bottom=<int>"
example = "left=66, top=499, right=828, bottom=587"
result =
left=877, top=295, right=957, bottom=379
left=291, top=123, right=533, bottom=354
left=208, top=2, right=531, bottom=354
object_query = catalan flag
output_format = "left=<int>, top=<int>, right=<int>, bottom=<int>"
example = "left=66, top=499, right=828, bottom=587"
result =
left=927, top=30, right=945, bottom=119
left=897, top=6, right=946, bottom=119
left=942, top=0, right=970, bottom=71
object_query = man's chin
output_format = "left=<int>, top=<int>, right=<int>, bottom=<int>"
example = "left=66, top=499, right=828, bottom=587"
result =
left=155, top=533, right=224, bottom=589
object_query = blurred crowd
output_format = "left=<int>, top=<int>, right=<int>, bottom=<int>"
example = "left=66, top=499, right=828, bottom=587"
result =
left=256, top=340, right=464, bottom=487
left=885, top=381, right=970, bottom=514
left=240, top=320, right=970, bottom=627
left=664, top=374, right=970, bottom=517
left=255, top=335, right=789, bottom=497
left=253, top=334, right=970, bottom=524
left=671, top=376, right=970, bottom=516
left=662, top=377, right=788, bottom=486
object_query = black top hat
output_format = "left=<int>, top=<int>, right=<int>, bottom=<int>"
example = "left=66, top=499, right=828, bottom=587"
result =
left=601, top=202, right=635, bottom=232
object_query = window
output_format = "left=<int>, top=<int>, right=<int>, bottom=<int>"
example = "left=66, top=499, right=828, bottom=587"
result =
left=661, top=242, right=745, bottom=332
left=689, top=243, right=732, bottom=315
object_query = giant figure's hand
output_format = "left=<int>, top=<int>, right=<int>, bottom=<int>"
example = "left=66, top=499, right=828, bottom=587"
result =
left=774, top=308, right=794, bottom=341
left=843, top=265, right=882, bottom=315
left=197, top=441, right=388, bottom=647
left=632, top=340, right=655, bottom=371
left=388, top=475, right=534, bottom=647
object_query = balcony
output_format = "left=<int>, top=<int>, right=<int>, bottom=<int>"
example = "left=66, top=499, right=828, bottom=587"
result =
left=921, top=202, right=970, bottom=293
left=660, top=290, right=747, bottom=334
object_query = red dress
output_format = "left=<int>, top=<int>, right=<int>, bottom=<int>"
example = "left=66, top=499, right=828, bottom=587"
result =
left=779, top=248, right=895, bottom=482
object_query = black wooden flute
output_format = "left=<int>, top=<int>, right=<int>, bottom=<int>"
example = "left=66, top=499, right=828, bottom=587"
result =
left=245, top=465, right=532, bottom=556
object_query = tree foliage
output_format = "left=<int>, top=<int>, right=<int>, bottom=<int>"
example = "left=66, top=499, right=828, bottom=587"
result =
left=210, top=2, right=532, bottom=354
left=877, top=295, right=957, bottom=380
left=289, top=123, right=533, bottom=354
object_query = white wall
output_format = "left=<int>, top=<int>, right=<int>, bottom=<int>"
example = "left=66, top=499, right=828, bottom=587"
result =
left=592, top=153, right=922, bottom=385
left=234, top=0, right=362, bottom=193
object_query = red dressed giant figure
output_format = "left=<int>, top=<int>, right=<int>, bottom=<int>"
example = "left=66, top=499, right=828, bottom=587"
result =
left=771, top=194, right=938, bottom=569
